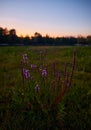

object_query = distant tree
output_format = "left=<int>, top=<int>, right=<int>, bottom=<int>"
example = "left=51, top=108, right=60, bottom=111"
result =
left=69, top=37, right=77, bottom=45
left=77, top=35, right=87, bottom=45
left=45, top=35, right=50, bottom=45
left=34, top=32, right=42, bottom=37
left=1, top=26, right=91, bottom=46
left=19, top=35, right=24, bottom=44
left=0, top=27, right=9, bottom=43
left=0, top=27, right=4, bottom=43
left=9, top=29, right=17, bottom=45
left=55, top=37, right=62, bottom=45
left=3, top=28, right=9, bottom=35
left=0, top=27, right=4, bottom=36
left=33, top=32, right=42, bottom=45
left=9, top=29, right=16, bottom=36
left=23, top=35, right=31, bottom=45
left=86, top=35, right=91, bottom=44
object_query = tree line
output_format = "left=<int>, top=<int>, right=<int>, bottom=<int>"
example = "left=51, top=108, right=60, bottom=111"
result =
left=0, top=27, right=91, bottom=46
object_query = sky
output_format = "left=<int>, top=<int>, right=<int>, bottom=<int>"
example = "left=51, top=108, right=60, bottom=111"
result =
left=0, top=0, right=91, bottom=37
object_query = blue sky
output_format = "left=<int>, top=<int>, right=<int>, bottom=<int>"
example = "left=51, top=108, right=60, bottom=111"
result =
left=0, top=0, right=91, bottom=37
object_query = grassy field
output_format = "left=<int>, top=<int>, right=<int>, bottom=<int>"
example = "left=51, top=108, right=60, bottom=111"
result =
left=0, top=46, right=91, bottom=130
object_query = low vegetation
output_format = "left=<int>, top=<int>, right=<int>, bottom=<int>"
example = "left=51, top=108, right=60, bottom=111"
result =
left=0, top=46, right=91, bottom=130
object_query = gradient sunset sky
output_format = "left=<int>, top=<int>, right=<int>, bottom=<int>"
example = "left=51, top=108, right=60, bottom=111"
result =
left=0, top=0, right=91, bottom=37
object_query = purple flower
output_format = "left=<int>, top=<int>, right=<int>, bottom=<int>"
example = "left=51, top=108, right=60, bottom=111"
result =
left=73, top=48, right=76, bottom=65
left=31, top=64, right=37, bottom=69
left=57, top=71, right=61, bottom=78
left=23, top=54, right=28, bottom=63
left=23, top=68, right=30, bottom=79
left=39, top=65, right=42, bottom=71
left=35, top=84, right=40, bottom=93
left=42, top=68, right=47, bottom=77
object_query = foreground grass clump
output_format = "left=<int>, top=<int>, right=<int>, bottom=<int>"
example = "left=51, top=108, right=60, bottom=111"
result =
left=0, top=46, right=91, bottom=130
left=18, top=48, right=76, bottom=129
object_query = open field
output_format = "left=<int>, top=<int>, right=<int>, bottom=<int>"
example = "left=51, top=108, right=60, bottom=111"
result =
left=0, top=46, right=91, bottom=130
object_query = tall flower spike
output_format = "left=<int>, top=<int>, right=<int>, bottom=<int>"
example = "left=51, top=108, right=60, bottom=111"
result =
left=57, top=71, right=61, bottom=90
left=50, top=80, right=55, bottom=91
left=69, top=48, right=76, bottom=87
left=31, top=64, right=37, bottom=69
left=35, top=84, right=40, bottom=93
left=42, top=68, right=47, bottom=77
left=23, top=53, right=28, bottom=63
left=23, top=68, right=30, bottom=79
left=57, top=71, right=61, bottom=79
left=73, top=48, right=76, bottom=66
left=39, top=64, right=42, bottom=71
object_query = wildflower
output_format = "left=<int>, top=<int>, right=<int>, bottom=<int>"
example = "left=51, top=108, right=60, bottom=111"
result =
left=69, top=48, right=76, bottom=86
left=57, top=71, right=61, bottom=90
left=23, top=68, right=30, bottom=79
left=35, top=84, right=40, bottom=93
left=23, top=53, right=28, bottom=63
left=31, top=64, right=37, bottom=69
left=50, top=80, right=55, bottom=91
left=57, top=71, right=61, bottom=79
left=73, top=48, right=76, bottom=65
left=39, top=64, right=42, bottom=71
left=42, top=68, right=47, bottom=77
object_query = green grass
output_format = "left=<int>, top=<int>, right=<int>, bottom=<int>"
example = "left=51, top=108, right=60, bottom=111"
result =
left=0, top=46, right=91, bottom=130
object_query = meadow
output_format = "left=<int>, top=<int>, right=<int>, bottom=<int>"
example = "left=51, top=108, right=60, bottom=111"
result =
left=0, top=46, right=91, bottom=130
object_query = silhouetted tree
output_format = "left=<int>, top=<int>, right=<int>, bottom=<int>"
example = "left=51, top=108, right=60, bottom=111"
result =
left=9, top=29, right=16, bottom=36
left=0, top=27, right=9, bottom=43
left=87, top=35, right=91, bottom=44
left=1, top=26, right=91, bottom=46
left=0, top=27, right=4, bottom=43
left=77, top=35, right=87, bottom=45
left=0, top=27, right=4, bottom=36
left=9, top=29, right=18, bottom=45
left=23, top=35, right=31, bottom=45
left=3, top=28, right=9, bottom=35
left=33, top=32, right=42, bottom=45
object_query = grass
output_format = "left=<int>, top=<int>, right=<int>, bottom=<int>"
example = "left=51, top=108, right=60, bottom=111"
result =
left=0, top=46, right=91, bottom=130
